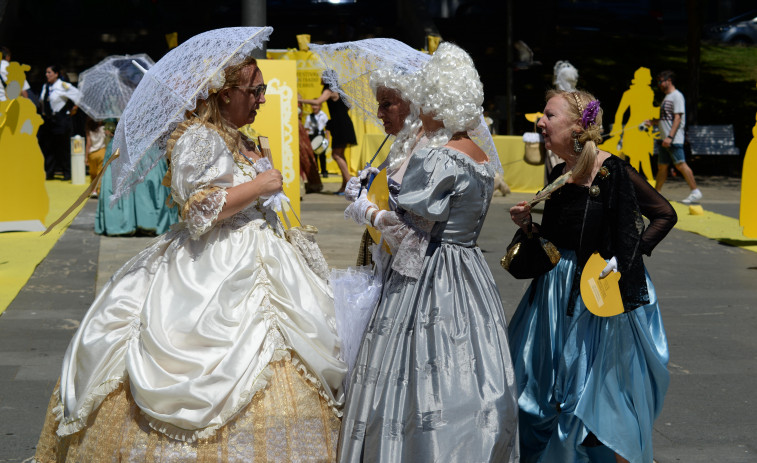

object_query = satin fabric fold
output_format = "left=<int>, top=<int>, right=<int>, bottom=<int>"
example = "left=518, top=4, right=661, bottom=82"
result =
left=508, top=249, right=669, bottom=462
left=60, top=220, right=345, bottom=440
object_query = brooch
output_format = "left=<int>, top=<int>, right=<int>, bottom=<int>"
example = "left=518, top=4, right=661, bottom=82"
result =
left=598, top=166, right=610, bottom=179
left=589, top=185, right=601, bottom=197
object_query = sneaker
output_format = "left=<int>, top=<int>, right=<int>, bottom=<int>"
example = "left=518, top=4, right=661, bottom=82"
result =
left=681, top=189, right=702, bottom=204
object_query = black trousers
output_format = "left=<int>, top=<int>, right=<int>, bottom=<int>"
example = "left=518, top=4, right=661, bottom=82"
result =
left=39, top=123, right=71, bottom=179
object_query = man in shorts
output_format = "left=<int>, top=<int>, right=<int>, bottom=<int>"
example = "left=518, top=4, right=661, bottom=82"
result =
left=650, top=70, right=702, bottom=204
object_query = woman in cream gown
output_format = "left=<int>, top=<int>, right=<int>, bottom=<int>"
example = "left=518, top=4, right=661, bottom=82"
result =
left=35, top=55, right=347, bottom=462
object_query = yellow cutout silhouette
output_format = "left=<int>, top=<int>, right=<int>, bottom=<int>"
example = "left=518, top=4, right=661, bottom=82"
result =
left=599, top=67, right=660, bottom=181
left=366, top=169, right=391, bottom=254
left=0, top=59, right=48, bottom=231
left=741, top=102, right=757, bottom=238
left=580, top=253, right=624, bottom=317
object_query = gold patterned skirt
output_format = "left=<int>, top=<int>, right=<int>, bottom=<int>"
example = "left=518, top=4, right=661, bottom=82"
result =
left=35, top=358, right=341, bottom=462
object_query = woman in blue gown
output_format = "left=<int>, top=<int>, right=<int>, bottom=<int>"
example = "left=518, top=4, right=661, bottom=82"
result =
left=508, top=90, right=677, bottom=462
left=95, top=136, right=178, bottom=236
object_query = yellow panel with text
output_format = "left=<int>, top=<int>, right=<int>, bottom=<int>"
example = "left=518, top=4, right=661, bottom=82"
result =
left=246, top=59, right=300, bottom=225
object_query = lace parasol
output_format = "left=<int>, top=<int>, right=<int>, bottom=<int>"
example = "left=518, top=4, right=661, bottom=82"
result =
left=309, top=38, right=501, bottom=174
left=77, top=54, right=155, bottom=121
left=309, top=38, right=430, bottom=130
left=110, top=27, right=273, bottom=202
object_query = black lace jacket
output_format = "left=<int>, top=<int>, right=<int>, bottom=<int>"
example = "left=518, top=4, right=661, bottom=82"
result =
left=540, top=155, right=677, bottom=313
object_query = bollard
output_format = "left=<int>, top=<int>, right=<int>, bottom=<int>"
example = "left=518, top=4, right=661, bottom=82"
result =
left=70, top=135, right=86, bottom=185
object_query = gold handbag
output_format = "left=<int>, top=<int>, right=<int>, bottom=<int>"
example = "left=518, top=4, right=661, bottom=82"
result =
left=523, top=121, right=546, bottom=165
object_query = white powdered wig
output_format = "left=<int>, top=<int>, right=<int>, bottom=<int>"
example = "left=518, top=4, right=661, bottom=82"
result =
left=408, top=42, right=485, bottom=148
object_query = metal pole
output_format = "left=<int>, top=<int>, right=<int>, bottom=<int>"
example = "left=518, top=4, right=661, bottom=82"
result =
left=505, top=0, right=514, bottom=135
left=242, top=0, right=267, bottom=59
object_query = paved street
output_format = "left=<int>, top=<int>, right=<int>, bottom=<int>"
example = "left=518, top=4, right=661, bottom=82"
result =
left=1, top=175, right=756, bottom=462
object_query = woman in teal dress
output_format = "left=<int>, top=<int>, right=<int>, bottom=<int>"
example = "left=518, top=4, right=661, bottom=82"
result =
left=508, top=90, right=677, bottom=462
left=96, top=137, right=178, bottom=236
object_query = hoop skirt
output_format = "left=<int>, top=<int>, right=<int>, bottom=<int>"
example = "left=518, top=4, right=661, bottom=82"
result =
left=35, top=122, right=347, bottom=462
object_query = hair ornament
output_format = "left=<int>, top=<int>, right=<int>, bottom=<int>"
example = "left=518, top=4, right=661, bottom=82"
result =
left=581, top=100, right=601, bottom=128
left=209, top=69, right=226, bottom=93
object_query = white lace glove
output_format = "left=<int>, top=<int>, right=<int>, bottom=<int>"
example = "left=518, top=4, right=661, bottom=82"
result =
left=344, top=190, right=378, bottom=226
left=344, top=176, right=362, bottom=202
left=262, top=192, right=290, bottom=212
left=345, top=166, right=380, bottom=202
left=599, top=256, right=618, bottom=278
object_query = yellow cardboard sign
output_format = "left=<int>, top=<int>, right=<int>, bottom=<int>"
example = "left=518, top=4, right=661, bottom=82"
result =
left=244, top=59, right=300, bottom=226
left=580, top=253, right=623, bottom=317
left=366, top=168, right=391, bottom=253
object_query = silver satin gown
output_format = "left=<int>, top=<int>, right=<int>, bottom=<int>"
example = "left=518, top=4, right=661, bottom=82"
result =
left=338, top=147, right=519, bottom=462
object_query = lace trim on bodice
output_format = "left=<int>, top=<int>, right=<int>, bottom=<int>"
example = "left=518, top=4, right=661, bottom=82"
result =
left=166, top=120, right=283, bottom=239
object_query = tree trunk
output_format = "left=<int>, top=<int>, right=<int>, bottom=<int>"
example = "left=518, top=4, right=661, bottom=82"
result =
left=686, top=0, right=702, bottom=125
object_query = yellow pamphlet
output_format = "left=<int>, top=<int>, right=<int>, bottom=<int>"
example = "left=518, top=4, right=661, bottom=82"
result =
left=580, top=253, right=624, bottom=317
left=366, top=169, right=391, bottom=254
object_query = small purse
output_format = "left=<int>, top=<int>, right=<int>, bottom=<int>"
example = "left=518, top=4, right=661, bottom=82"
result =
left=500, top=224, right=561, bottom=279
left=522, top=122, right=546, bottom=165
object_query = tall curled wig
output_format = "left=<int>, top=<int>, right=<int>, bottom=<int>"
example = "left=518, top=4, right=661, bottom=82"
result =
left=546, top=89, right=604, bottom=181
left=407, top=42, right=484, bottom=147
left=369, top=68, right=424, bottom=173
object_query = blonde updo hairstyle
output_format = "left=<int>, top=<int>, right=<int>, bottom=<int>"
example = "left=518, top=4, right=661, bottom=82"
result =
left=193, top=56, right=259, bottom=143
left=546, top=89, right=604, bottom=181
left=407, top=42, right=484, bottom=148
left=369, top=68, right=423, bottom=173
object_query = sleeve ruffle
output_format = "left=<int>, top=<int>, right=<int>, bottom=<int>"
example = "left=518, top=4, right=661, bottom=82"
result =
left=182, top=187, right=228, bottom=239
left=374, top=210, right=434, bottom=279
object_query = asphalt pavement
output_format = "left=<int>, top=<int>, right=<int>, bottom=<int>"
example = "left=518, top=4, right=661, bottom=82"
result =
left=1, top=174, right=755, bottom=462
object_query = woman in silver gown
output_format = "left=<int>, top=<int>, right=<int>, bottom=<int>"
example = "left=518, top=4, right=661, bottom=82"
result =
left=339, top=42, right=519, bottom=462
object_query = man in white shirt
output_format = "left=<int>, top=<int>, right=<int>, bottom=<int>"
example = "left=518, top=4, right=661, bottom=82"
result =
left=0, top=46, right=31, bottom=101
left=651, top=70, right=702, bottom=204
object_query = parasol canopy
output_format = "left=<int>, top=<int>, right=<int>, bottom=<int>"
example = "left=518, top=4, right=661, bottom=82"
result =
left=76, top=54, right=155, bottom=121
left=309, top=38, right=430, bottom=130
left=309, top=38, right=500, bottom=173
left=110, top=26, right=273, bottom=202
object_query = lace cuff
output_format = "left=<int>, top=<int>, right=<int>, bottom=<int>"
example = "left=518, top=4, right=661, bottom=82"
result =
left=183, top=186, right=228, bottom=239
left=374, top=210, right=434, bottom=279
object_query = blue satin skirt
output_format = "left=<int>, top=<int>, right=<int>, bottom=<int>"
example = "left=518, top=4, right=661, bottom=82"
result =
left=508, top=250, right=669, bottom=463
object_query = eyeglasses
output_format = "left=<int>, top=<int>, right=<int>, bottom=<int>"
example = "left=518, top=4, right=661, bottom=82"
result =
left=235, top=84, right=267, bottom=98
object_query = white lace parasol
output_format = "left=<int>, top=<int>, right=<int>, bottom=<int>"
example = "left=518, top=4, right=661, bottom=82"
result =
left=110, top=26, right=273, bottom=202
left=309, top=38, right=501, bottom=174
left=77, top=54, right=155, bottom=121
left=309, top=38, right=430, bottom=129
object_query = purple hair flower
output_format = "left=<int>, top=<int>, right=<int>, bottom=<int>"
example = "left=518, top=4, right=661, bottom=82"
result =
left=581, top=100, right=601, bottom=128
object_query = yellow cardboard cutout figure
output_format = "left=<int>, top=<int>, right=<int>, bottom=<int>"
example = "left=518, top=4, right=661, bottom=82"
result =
left=0, top=60, right=48, bottom=231
left=239, top=59, right=300, bottom=226
left=741, top=107, right=757, bottom=238
left=599, top=67, right=660, bottom=181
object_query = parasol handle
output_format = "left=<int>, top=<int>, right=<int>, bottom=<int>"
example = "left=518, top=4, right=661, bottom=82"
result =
left=132, top=60, right=149, bottom=75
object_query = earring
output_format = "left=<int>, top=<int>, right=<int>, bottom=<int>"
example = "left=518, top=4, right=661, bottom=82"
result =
left=572, top=131, right=583, bottom=154
left=223, top=97, right=230, bottom=104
